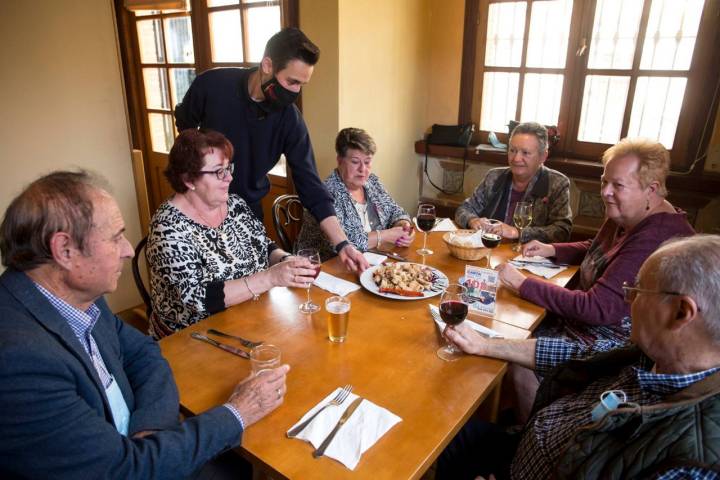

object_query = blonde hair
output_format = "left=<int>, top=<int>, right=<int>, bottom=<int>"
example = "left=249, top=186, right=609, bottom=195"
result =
left=602, top=138, right=669, bottom=197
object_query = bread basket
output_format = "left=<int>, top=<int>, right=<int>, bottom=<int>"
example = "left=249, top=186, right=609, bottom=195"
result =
left=442, top=230, right=488, bottom=261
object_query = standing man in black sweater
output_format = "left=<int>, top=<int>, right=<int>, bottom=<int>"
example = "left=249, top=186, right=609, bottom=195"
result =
left=175, top=27, right=368, bottom=272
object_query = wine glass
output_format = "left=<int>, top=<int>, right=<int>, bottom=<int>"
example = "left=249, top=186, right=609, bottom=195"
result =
left=297, top=248, right=321, bottom=314
left=481, top=232, right=502, bottom=268
left=512, top=202, right=533, bottom=252
left=437, top=284, right=468, bottom=362
left=416, top=204, right=436, bottom=256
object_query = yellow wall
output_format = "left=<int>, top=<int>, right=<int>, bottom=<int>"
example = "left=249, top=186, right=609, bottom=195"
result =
left=0, top=0, right=141, bottom=312
left=299, top=0, right=340, bottom=177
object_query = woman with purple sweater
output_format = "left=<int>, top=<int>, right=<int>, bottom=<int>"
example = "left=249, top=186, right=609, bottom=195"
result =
left=498, top=138, right=695, bottom=347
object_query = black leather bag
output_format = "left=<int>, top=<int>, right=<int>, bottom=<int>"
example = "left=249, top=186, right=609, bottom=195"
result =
left=427, top=123, right=475, bottom=147
left=424, top=123, right=475, bottom=195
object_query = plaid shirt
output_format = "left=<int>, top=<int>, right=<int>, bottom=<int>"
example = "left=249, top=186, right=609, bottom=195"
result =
left=510, top=338, right=720, bottom=479
left=34, top=283, right=113, bottom=388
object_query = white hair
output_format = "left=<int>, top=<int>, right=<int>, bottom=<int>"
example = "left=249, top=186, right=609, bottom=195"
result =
left=652, top=235, right=720, bottom=340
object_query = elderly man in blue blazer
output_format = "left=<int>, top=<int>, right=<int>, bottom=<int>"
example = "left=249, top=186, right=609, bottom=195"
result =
left=0, top=170, right=289, bottom=479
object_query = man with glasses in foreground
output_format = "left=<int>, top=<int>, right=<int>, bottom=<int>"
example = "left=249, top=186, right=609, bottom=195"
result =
left=0, top=171, right=289, bottom=479
left=437, top=234, right=720, bottom=479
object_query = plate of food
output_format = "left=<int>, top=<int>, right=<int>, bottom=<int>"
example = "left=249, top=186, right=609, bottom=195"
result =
left=359, top=262, right=449, bottom=300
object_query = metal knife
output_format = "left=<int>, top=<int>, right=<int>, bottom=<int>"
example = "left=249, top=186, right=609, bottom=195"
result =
left=206, top=328, right=262, bottom=349
left=312, top=397, right=363, bottom=458
left=510, top=260, right=568, bottom=269
left=367, top=249, right=407, bottom=262
left=190, top=332, right=250, bottom=359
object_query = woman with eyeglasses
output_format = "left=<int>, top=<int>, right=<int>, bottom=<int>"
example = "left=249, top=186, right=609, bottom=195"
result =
left=146, top=129, right=317, bottom=338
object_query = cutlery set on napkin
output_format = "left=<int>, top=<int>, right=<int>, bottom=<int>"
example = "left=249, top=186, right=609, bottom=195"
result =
left=287, top=387, right=401, bottom=470
left=509, top=255, right=568, bottom=279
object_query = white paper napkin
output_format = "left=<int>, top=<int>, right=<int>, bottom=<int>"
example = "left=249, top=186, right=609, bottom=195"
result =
left=313, top=271, right=361, bottom=297
left=429, top=304, right=504, bottom=338
left=511, top=255, right=568, bottom=279
left=431, top=218, right=458, bottom=232
left=288, top=389, right=402, bottom=470
left=362, top=251, right=387, bottom=266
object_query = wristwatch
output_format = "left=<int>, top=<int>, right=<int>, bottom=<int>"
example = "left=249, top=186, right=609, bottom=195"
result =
left=334, top=240, right=350, bottom=254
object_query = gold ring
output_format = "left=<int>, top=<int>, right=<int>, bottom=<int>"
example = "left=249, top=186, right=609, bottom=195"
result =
left=276, top=388, right=281, bottom=400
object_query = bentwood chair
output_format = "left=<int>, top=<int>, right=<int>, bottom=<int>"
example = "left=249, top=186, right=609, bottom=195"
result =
left=131, top=235, right=152, bottom=320
left=271, top=194, right=304, bottom=252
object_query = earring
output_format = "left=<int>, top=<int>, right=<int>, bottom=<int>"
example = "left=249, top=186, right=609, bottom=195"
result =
left=190, top=185, right=196, bottom=191
left=646, top=197, right=650, bottom=211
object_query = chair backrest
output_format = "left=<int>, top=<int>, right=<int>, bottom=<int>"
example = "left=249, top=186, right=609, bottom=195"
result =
left=272, top=194, right=304, bottom=252
left=131, top=235, right=152, bottom=318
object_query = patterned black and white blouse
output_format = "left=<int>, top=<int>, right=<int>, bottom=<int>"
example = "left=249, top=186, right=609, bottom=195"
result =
left=146, top=194, right=271, bottom=338
left=296, top=169, right=410, bottom=261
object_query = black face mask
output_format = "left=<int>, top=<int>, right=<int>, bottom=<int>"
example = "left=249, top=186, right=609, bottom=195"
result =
left=259, top=76, right=299, bottom=112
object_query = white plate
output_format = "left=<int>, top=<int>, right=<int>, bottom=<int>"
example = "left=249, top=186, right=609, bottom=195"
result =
left=359, top=263, right=449, bottom=301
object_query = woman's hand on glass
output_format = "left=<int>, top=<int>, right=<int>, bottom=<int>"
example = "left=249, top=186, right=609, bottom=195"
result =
left=497, top=263, right=526, bottom=294
left=521, top=240, right=555, bottom=258
left=267, top=257, right=317, bottom=288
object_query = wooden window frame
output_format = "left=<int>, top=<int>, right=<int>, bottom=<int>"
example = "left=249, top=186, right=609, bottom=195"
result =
left=459, top=0, right=720, bottom=173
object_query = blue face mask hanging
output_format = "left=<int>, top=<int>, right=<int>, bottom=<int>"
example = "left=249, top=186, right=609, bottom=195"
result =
left=590, top=390, right=627, bottom=423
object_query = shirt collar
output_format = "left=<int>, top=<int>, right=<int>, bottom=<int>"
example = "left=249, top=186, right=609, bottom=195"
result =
left=33, top=282, right=101, bottom=340
left=634, top=353, right=720, bottom=396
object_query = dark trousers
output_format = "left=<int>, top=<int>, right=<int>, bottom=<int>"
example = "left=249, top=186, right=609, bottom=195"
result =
left=191, top=450, right=253, bottom=480
left=436, top=419, right=521, bottom=480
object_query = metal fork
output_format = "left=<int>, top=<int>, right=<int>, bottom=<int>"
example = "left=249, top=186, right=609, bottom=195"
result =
left=206, top=329, right=262, bottom=349
left=286, top=384, right=353, bottom=438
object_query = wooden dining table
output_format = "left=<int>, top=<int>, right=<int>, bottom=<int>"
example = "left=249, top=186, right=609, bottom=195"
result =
left=159, top=231, right=577, bottom=479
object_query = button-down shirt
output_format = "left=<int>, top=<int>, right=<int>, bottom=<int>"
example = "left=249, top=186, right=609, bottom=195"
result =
left=510, top=337, right=720, bottom=479
left=34, top=283, right=113, bottom=388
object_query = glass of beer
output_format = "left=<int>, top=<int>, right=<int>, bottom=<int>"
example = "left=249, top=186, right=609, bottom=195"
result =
left=250, top=344, right=281, bottom=375
left=325, top=296, right=351, bottom=343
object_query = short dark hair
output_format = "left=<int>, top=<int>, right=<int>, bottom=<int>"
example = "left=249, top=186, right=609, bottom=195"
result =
left=0, top=170, right=107, bottom=271
left=510, top=122, right=548, bottom=154
left=264, top=27, right=320, bottom=72
left=335, top=128, right=377, bottom=158
left=165, top=129, right=234, bottom=193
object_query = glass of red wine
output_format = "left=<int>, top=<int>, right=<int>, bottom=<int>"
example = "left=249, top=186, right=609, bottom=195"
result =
left=481, top=232, right=502, bottom=268
left=437, top=284, right=469, bottom=362
left=416, top=204, right=436, bottom=256
left=297, top=248, right=321, bottom=314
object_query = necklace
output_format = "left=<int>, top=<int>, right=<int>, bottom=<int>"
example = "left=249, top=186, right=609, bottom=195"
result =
left=194, top=202, right=226, bottom=229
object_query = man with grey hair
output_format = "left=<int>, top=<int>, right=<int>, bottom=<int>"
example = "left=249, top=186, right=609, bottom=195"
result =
left=437, top=234, right=720, bottom=479
left=0, top=171, right=289, bottom=479
left=455, top=121, right=572, bottom=243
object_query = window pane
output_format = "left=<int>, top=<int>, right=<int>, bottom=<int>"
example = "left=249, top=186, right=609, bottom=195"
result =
left=577, top=75, right=630, bottom=144
left=480, top=72, right=520, bottom=132
left=208, top=0, right=238, bottom=5
left=137, top=19, right=165, bottom=63
left=627, top=77, right=687, bottom=148
left=169, top=68, right=196, bottom=107
left=526, top=0, right=573, bottom=68
left=143, top=68, right=170, bottom=110
left=520, top=74, right=564, bottom=126
left=164, top=16, right=194, bottom=63
left=485, top=2, right=526, bottom=68
left=209, top=10, right=243, bottom=62
left=640, top=0, right=704, bottom=70
left=587, top=0, right=644, bottom=69
left=148, top=113, right=175, bottom=153
left=245, top=7, right=281, bottom=62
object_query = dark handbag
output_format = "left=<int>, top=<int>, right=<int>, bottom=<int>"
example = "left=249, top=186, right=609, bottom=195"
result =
left=424, top=123, right=475, bottom=195
left=427, top=123, right=474, bottom=147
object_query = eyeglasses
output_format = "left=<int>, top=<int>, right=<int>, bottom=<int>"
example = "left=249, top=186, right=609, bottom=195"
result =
left=621, top=281, right=682, bottom=303
left=198, top=163, right=234, bottom=180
